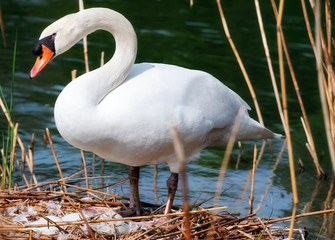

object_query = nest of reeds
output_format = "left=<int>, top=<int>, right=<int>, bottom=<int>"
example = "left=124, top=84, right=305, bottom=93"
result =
left=0, top=185, right=312, bottom=240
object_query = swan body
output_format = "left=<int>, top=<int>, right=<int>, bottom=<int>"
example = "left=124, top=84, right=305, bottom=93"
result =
left=30, top=8, right=280, bottom=215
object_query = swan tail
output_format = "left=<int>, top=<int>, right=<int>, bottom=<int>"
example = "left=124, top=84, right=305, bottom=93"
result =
left=235, top=116, right=283, bottom=141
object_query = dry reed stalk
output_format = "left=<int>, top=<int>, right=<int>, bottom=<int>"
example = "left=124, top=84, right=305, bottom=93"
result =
left=80, top=150, right=90, bottom=195
left=254, top=0, right=285, bottom=128
left=79, top=0, right=89, bottom=72
left=265, top=209, right=334, bottom=225
left=21, top=141, right=39, bottom=189
left=60, top=182, right=126, bottom=199
left=153, top=164, right=158, bottom=202
left=276, top=1, right=298, bottom=238
left=100, top=51, right=105, bottom=66
left=66, top=197, right=96, bottom=240
left=91, top=153, right=96, bottom=187
left=255, top=139, right=287, bottom=214
left=132, top=216, right=182, bottom=240
left=255, top=140, right=266, bottom=165
left=236, top=142, right=265, bottom=197
left=309, top=4, right=335, bottom=86
left=0, top=151, right=9, bottom=184
left=45, top=128, right=67, bottom=193
left=301, top=0, right=317, bottom=56
left=0, top=93, right=30, bottom=175
left=71, top=68, right=90, bottom=192
left=323, top=179, right=335, bottom=237
left=322, top=177, right=334, bottom=220
left=14, top=154, right=29, bottom=186
left=100, top=158, right=105, bottom=190
left=300, top=0, right=333, bottom=111
left=170, top=127, right=191, bottom=240
left=8, top=123, right=19, bottom=188
left=0, top=206, right=228, bottom=230
left=215, top=0, right=264, bottom=126
left=303, top=0, right=335, bottom=171
left=75, top=179, right=127, bottom=195
left=0, top=4, right=6, bottom=47
left=303, top=179, right=322, bottom=215
left=270, top=0, right=325, bottom=177
left=71, top=69, right=77, bottom=80
left=325, top=0, right=331, bottom=60
left=249, top=144, right=257, bottom=215
left=257, top=217, right=274, bottom=239
left=315, top=0, right=335, bottom=174
left=237, top=143, right=264, bottom=208
left=214, top=107, right=245, bottom=208
left=21, top=169, right=85, bottom=191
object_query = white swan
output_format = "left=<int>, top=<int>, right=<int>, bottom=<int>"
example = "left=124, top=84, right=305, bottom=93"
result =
left=30, top=8, right=281, bottom=216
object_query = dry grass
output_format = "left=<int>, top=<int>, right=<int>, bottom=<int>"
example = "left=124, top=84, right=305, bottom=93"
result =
left=1, top=187, right=332, bottom=239
left=0, top=0, right=334, bottom=239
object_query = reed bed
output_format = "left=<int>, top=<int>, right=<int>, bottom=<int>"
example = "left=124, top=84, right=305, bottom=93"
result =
left=1, top=183, right=332, bottom=239
left=0, top=0, right=335, bottom=239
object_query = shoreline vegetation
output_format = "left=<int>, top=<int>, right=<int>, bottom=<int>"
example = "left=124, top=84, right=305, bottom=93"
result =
left=0, top=0, right=334, bottom=239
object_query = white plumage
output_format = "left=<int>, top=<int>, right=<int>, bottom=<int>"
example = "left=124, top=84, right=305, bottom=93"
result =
left=30, top=8, right=280, bottom=215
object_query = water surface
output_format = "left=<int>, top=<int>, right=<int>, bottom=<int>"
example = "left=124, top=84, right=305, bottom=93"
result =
left=1, top=0, right=334, bottom=238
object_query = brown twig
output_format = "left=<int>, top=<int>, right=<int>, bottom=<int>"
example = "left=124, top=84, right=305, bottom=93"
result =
left=45, top=128, right=67, bottom=193
left=255, top=0, right=285, bottom=129
left=171, top=127, right=191, bottom=240
left=216, top=0, right=264, bottom=126
left=315, top=0, right=335, bottom=175
left=0, top=206, right=229, bottom=229
left=270, top=0, right=325, bottom=177
left=60, top=182, right=125, bottom=200
left=275, top=1, right=298, bottom=239
left=215, top=107, right=245, bottom=208
left=249, top=144, right=257, bottom=215
left=79, top=0, right=89, bottom=72
left=80, top=150, right=89, bottom=196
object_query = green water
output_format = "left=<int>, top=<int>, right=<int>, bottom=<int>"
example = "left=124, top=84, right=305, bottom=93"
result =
left=1, top=0, right=334, bottom=238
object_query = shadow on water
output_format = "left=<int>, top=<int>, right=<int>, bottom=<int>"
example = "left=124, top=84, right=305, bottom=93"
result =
left=1, top=0, right=334, bottom=238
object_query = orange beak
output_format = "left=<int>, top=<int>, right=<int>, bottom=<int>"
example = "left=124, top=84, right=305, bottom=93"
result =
left=29, top=44, right=54, bottom=79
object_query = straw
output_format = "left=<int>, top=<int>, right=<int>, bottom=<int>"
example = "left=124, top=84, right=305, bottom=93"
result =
left=269, top=0, right=325, bottom=177
left=254, top=0, right=285, bottom=129
left=214, top=106, right=245, bottom=208
left=45, top=128, right=67, bottom=193
left=249, top=144, right=257, bottom=215
left=275, top=1, right=298, bottom=239
left=80, top=150, right=90, bottom=194
left=315, top=0, right=335, bottom=175
left=170, top=127, right=191, bottom=240
left=216, top=0, right=264, bottom=126
left=79, top=0, right=89, bottom=72
left=8, top=123, right=19, bottom=188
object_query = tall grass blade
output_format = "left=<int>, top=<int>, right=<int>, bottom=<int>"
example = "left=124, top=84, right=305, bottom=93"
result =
left=0, top=31, right=17, bottom=189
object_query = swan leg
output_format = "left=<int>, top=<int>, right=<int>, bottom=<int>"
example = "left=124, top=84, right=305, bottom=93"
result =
left=128, top=166, right=143, bottom=216
left=164, top=172, right=179, bottom=215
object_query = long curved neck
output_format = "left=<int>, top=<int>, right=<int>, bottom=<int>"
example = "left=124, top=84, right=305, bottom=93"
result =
left=66, top=8, right=137, bottom=104
left=54, top=8, right=137, bottom=150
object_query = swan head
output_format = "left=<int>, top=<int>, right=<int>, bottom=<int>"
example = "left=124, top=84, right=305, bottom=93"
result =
left=29, top=11, right=85, bottom=79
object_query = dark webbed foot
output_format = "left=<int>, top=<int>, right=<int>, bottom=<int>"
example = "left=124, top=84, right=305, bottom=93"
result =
left=164, top=172, right=179, bottom=215
left=127, top=166, right=144, bottom=216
